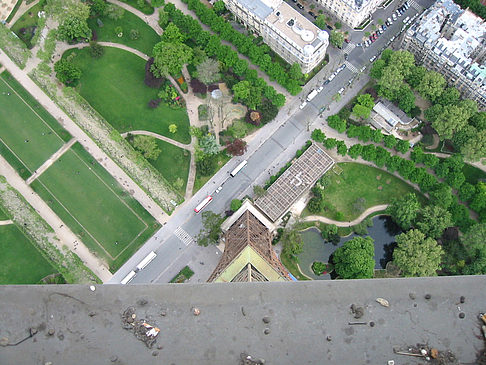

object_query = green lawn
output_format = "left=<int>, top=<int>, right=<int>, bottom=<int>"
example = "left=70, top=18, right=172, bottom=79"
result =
left=462, top=163, right=486, bottom=184
left=65, top=47, right=190, bottom=143
left=306, top=163, right=423, bottom=221
left=145, top=139, right=191, bottom=195
left=30, top=143, right=160, bottom=271
left=193, top=151, right=232, bottom=194
left=0, top=72, right=72, bottom=178
left=0, top=224, right=58, bottom=284
left=88, top=4, right=160, bottom=55
left=6, top=0, right=22, bottom=23
left=11, top=3, right=43, bottom=48
left=117, top=0, right=154, bottom=14
left=0, top=208, right=9, bottom=220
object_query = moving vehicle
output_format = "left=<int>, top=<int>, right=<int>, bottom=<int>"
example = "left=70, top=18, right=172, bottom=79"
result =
left=299, top=100, right=308, bottom=109
left=136, top=251, right=157, bottom=271
left=121, top=270, right=136, bottom=284
left=323, top=79, right=330, bottom=85
left=403, top=16, right=410, bottom=24
left=230, top=160, right=248, bottom=177
left=306, top=89, right=319, bottom=101
left=194, top=195, right=213, bottom=213
left=317, top=85, right=324, bottom=93
left=338, top=87, right=345, bottom=95
left=297, top=3, right=304, bottom=9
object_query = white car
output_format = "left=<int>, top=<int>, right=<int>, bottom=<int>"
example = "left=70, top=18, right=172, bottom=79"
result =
left=338, top=87, right=345, bottom=95
left=299, top=101, right=308, bottom=109
left=392, top=13, right=397, bottom=21
left=215, top=186, right=223, bottom=194
left=317, top=85, right=324, bottom=93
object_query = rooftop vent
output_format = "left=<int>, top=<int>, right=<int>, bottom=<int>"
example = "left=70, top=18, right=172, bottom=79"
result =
left=287, top=19, right=294, bottom=27
left=276, top=11, right=280, bottom=16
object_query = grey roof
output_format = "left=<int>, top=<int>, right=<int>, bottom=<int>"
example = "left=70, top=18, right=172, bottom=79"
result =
left=0, top=276, right=485, bottom=364
left=238, top=0, right=273, bottom=20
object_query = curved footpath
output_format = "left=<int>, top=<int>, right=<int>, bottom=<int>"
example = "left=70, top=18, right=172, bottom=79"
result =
left=303, top=204, right=389, bottom=227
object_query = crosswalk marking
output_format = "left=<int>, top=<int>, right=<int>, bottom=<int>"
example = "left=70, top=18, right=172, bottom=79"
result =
left=342, top=42, right=356, bottom=54
left=344, top=60, right=358, bottom=73
left=174, top=226, right=194, bottom=246
left=409, top=0, right=421, bottom=11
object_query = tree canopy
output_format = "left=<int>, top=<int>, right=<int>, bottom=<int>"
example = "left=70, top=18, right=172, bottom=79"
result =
left=332, top=236, right=375, bottom=279
left=386, top=193, right=420, bottom=230
left=416, top=205, right=452, bottom=239
left=152, top=41, right=193, bottom=76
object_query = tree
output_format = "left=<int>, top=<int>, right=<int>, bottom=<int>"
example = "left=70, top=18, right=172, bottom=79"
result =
left=57, top=14, right=92, bottom=41
left=461, top=223, right=486, bottom=274
left=132, top=135, right=161, bottom=160
left=432, top=104, right=470, bottom=140
left=199, top=134, right=219, bottom=155
left=232, top=80, right=251, bottom=102
left=329, top=30, right=344, bottom=48
left=369, top=59, right=386, bottom=79
left=230, top=199, right=242, bottom=211
left=104, top=3, right=125, bottom=20
left=196, top=211, right=224, bottom=246
left=289, top=63, right=303, bottom=81
left=429, top=183, right=453, bottom=209
left=315, top=14, right=326, bottom=29
left=169, top=124, right=177, bottom=133
left=388, top=50, right=415, bottom=77
left=398, top=84, right=416, bottom=114
left=452, top=125, right=477, bottom=151
left=151, top=0, right=165, bottom=6
left=212, top=0, right=226, bottom=14
left=393, top=230, right=443, bottom=277
left=161, top=22, right=186, bottom=43
left=470, top=111, right=486, bottom=131
left=253, top=185, right=266, bottom=198
left=352, top=104, right=371, bottom=119
left=54, top=59, right=82, bottom=86
left=383, top=134, right=397, bottom=149
left=416, top=205, right=452, bottom=239
left=461, top=129, right=486, bottom=162
left=311, top=129, right=326, bottom=142
left=386, top=193, right=420, bottom=230
left=406, top=65, right=426, bottom=88
left=356, top=94, right=375, bottom=109
left=281, top=228, right=303, bottom=259
left=327, top=114, right=346, bottom=133
left=225, top=138, right=247, bottom=156
left=88, top=42, right=104, bottom=58
left=332, top=236, right=375, bottom=279
left=196, top=58, right=220, bottom=85
left=378, top=65, right=404, bottom=99
left=90, top=0, right=107, bottom=16
left=395, top=139, right=410, bottom=154
left=416, top=70, right=446, bottom=102
left=151, top=41, right=193, bottom=76
left=436, top=87, right=460, bottom=106
left=459, top=182, right=476, bottom=202
left=471, top=182, right=486, bottom=213
left=158, top=8, right=169, bottom=28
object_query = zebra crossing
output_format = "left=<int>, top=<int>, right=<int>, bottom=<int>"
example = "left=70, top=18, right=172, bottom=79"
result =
left=342, top=42, right=356, bottom=54
left=408, top=0, right=421, bottom=11
left=344, top=60, right=358, bottom=73
left=174, top=226, right=194, bottom=246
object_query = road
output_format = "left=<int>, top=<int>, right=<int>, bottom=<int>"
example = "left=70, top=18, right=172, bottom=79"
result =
left=109, top=0, right=434, bottom=284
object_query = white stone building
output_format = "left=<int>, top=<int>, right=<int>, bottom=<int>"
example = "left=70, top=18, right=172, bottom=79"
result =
left=317, top=0, right=383, bottom=28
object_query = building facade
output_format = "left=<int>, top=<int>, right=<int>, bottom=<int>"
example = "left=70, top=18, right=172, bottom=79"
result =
left=223, top=0, right=328, bottom=73
left=318, top=0, right=383, bottom=28
left=401, top=0, right=486, bottom=108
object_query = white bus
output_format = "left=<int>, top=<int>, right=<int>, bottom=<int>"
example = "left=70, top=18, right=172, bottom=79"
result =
left=121, top=270, right=136, bottom=284
left=230, top=160, right=248, bottom=177
left=194, top=195, right=213, bottom=213
left=136, top=251, right=157, bottom=271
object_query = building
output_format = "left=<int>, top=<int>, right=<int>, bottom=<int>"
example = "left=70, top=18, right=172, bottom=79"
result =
left=317, top=0, right=383, bottom=28
left=401, top=0, right=486, bottom=108
left=208, top=201, right=291, bottom=282
left=223, top=0, right=328, bottom=73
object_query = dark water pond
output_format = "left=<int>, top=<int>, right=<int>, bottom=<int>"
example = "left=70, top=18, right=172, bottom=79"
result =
left=298, top=215, right=402, bottom=280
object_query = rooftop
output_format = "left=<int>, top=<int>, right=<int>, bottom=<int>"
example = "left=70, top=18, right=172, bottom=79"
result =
left=0, top=276, right=485, bottom=364
left=255, top=142, right=334, bottom=222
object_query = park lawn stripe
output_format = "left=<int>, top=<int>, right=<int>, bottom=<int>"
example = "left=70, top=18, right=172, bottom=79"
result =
left=65, top=47, right=191, bottom=143
left=0, top=224, right=58, bottom=284
left=30, top=142, right=159, bottom=270
left=0, top=138, right=31, bottom=180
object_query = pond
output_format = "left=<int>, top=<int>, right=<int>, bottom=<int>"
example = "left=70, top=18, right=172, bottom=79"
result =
left=298, top=215, right=402, bottom=280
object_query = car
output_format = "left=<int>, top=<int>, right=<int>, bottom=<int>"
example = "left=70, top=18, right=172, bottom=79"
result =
left=299, top=101, right=308, bottom=109
left=390, top=35, right=395, bottom=41
left=360, top=65, right=366, bottom=72
left=378, top=28, right=383, bottom=34
left=308, top=11, right=316, bottom=18
left=356, top=42, right=362, bottom=47
left=327, top=24, right=333, bottom=30
left=365, top=39, right=371, bottom=47
left=403, top=16, right=410, bottom=23
left=392, top=13, right=397, bottom=20
left=369, top=55, right=376, bottom=62
left=387, top=17, right=393, bottom=24
left=382, top=24, right=387, bottom=30
left=338, top=64, right=346, bottom=71
left=344, top=38, right=350, bottom=43
left=338, top=87, right=345, bottom=95
left=344, top=53, right=348, bottom=60
left=297, top=3, right=304, bottom=9
left=385, top=20, right=390, bottom=26
left=317, top=85, right=324, bottom=93
left=348, top=76, right=355, bottom=85
left=215, top=186, right=223, bottom=194
left=323, top=79, right=330, bottom=85
left=291, top=0, right=297, bottom=2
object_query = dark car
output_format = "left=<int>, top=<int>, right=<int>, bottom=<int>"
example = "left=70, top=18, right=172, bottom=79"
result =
left=297, top=3, right=304, bottom=9
left=344, top=38, right=350, bottom=43
left=308, top=11, right=316, bottom=19
left=291, top=0, right=297, bottom=2
left=327, top=24, right=333, bottom=30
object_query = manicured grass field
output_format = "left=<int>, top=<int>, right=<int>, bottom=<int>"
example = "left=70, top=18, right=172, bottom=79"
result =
left=11, top=3, right=43, bottom=48
left=0, top=72, right=72, bottom=178
left=193, top=152, right=232, bottom=194
left=146, top=139, right=191, bottom=195
left=30, top=143, right=160, bottom=271
left=65, top=47, right=191, bottom=143
left=0, top=209, right=9, bottom=220
left=0, top=224, right=58, bottom=284
left=306, top=163, right=423, bottom=221
left=88, top=4, right=160, bottom=55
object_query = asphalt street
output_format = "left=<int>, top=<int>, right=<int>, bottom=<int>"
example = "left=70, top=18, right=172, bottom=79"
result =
left=109, top=0, right=434, bottom=284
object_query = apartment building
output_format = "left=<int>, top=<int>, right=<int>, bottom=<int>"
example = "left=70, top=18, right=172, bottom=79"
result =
left=318, top=0, right=383, bottom=28
left=401, top=0, right=486, bottom=108
left=223, top=0, right=328, bottom=73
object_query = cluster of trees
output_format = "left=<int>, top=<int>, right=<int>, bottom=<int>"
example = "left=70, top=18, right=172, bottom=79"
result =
left=46, top=0, right=92, bottom=42
left=181, top=0, right=303, bottom=95
left=162, top=4, right=285, bottom=109
left=370, top=49, right=486, bottom=161
left=352, top=94, right=375, bottom=120
left=454, top=0, right=486, bottom=20
left=54, top=59, right=82, bottom=86
left=196, top=211, right=225, bottom=246
left=329, top=30, right=345, bottom=49
left=333, top=236, right=375, bottom=279
left=191, top=127, right=222, bottom=177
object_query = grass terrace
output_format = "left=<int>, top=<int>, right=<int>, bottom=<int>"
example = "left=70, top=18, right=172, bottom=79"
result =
left=0, top=223, right=58, bottom=284
left=88, top=4, right=160, bottom=55
left=30, top=143, right=160, bottom=271
left=11, top=3, right=43, bottom=48
left=304, top=163, right=423, bottom=221
left=65, top=47, right=190, bottom=143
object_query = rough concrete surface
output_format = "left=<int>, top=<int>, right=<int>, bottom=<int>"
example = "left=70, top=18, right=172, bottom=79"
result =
left=0, top=276, right=485, bottom=364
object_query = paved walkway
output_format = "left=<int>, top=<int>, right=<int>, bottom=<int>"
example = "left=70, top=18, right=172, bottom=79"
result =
left=120, top=131, right=192, bottom=150
left=304, top=204, right=389, bottom=227
left=0, top=219, right=13, bottom=225
left=108, top=0, right=163, bottom=35
left=26, top=138, right=76, bottom=185
left=0, top=154, right=112, bottom=282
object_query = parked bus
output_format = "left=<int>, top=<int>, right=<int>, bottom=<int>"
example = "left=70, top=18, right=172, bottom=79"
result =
left=194, top=195, right=213, bottom=213
left=136, top=251, right=157, bottom=271
left=230, top=160, right=248, bottom=177
left=121, top=270, right=136, bottom=284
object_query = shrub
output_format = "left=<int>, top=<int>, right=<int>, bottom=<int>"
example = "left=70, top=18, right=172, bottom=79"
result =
left=152, top=0, right=165, bottom=6
left=312, top=261, right=328, bottom=275
left=129, top=29, right=140, bottom=40
left=88, top=42, right=104, bottom=58
left=190, top=78, right=207, bottom=94
left=144, top=58, right=164, bottom=88
left=148, top=98, right=161, bottom=108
